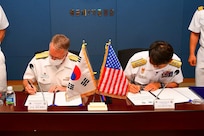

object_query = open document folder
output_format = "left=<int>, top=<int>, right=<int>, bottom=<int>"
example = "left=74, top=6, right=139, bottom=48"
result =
left=127, top=87, right=202, bottom=105
left=25, top=92, right=82, bottom=106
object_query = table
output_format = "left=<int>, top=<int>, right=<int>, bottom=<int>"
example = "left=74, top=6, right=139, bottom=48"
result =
left=0, top=92, right=204, bottom=135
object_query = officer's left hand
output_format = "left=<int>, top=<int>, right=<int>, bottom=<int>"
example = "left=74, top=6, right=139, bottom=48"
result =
left=143, top=82, right=160, bottom=91
left=49, top=85, right=67, bottom=93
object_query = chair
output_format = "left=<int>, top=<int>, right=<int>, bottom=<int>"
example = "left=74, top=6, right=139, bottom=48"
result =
left=118, top=48, right=148, bottom=69
left=69, top=50, right=79, bottom=56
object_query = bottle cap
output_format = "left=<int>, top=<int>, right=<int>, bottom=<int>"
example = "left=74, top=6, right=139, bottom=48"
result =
left=7, top=86, right=13, bottom=91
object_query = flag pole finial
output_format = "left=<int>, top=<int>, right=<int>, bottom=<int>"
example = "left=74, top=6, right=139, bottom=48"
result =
left=106, top=39, right=111, bottom=47
left=108, top=39, right=111, bottom=44
left=82, top=39, right=87, bottom=46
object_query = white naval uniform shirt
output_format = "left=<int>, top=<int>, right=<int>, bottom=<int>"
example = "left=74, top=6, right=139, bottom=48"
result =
left=0, top=5, right=9, bottom=31
left=188, top=7, right=204, bottom=86
left=0, top=5, right=9, bottom=92
left=124, top=51, right=183, bottom=85
left=23, top=52, right=77, bottom=92
left=188, top=8, right=204, bottom=47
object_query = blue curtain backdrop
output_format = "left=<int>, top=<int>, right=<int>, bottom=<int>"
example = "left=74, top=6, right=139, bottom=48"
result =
left=0, top=0, right=203, bottom=79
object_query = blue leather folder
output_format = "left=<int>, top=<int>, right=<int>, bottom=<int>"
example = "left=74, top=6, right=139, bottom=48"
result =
left=189, top=86, right=204, bottom=99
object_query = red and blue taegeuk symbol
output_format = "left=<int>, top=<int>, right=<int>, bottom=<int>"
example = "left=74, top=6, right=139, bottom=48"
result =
left=71, top=65, right=81, bottom=80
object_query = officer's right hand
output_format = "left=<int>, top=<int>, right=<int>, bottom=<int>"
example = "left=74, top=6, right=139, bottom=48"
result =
left=188, top=55, right=196, bottom=66
left=128, top=83, right=141, bottom=93
left=25, top=84, right=37, bottom=95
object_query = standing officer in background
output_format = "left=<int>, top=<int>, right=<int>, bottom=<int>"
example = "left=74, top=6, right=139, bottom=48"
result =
left=188, top=6, right=204, bottom=86
left=0, top=5, right=9, bottom=92
left=23, top=34, right=78, bottom=94
left=124, top=41, right=183, bottom=93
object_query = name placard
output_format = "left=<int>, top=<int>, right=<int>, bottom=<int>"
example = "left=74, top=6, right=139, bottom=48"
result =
left=27, top=100, right=48, bottom=111
left=88, top=102, right=108, bottom=111
left=154, top=99, right=175, bottom=110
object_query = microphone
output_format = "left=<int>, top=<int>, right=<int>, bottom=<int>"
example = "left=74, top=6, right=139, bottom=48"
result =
left=155, top=70, right=180, bottom=99
left=29, top=63, right=46, bottom=102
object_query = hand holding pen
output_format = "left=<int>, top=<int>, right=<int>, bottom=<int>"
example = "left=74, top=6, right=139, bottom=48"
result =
left=26, top=80, right=37, bottom=95
left=129, top=83, right=141, bottom=94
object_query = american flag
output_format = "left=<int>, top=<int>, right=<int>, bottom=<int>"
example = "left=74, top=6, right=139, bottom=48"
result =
left=97, top=43, right=129, bottom=99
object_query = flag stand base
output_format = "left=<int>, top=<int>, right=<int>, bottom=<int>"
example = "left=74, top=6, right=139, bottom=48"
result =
left=87, top=102, right=108, bottom=111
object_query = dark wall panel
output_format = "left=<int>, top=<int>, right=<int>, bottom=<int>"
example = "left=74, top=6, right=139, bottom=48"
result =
left=0, top=0, right=202, bottom=79
left=50, top=0, right=116, bottom=78
left=0, top=0, right=51, bottom=79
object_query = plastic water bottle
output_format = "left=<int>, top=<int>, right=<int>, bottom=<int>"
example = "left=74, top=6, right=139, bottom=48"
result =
left=6, top=86, right=16, bottom=106
left=0, top=91, right=6, bottom=106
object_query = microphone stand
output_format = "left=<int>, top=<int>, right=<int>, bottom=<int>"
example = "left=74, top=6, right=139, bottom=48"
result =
left=152, top=70, right=180, bottom=110
left=155, top=70, right=180, bottom=99
left=29, top=64, right=46, bottom=103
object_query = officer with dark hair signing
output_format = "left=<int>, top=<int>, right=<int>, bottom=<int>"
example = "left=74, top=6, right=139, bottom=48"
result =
left=124, top=41, right=184, bottom=93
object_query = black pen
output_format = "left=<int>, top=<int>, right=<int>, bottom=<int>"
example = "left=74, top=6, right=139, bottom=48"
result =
left=149, top=91, right=160, bottom=99
left=139, top=85, right=146, bottom=94
left=27, top=80, right=33, bottom=88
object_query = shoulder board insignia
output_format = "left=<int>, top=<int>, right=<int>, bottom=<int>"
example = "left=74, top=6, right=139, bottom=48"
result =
left=198, top=6, right=204, bottom=11
left=169, top=59, right=182, bottom=68
left=131, top=58, right=147, bottom=68
left=68, top=55, right=79, bottom=62
left=35, top=51, right=49, bottom=59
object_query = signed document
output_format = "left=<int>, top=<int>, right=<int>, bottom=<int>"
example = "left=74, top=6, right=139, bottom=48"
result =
left=25, top=92, right=82, bottom=106
left=127, top=87, right=202, bottom=105
left=54, top=92, right=82, bottom=106
left=25, top=92, right=54, bottom=106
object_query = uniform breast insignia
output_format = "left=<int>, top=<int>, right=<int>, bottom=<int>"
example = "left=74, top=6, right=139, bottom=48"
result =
left=35, top=51, right=49, bottom=59
left=162, top=71, right=173, bottom=78
left=131, top=58, right=147, bottom=68
left=169, top=59, right=182, bottom=68
left=68, top=55, right=80, bottom=62
left=198, top=6, right=204, bottom=11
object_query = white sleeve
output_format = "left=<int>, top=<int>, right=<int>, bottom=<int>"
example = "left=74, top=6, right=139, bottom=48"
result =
left=23, top=57, right=37, bottom=82
left=0, top=6, right=9, bottom=30
left=188, top=10, right=201, bottom=33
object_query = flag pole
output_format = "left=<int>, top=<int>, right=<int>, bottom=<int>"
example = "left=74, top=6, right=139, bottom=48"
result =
left=105, top=39, right=113, bottom=104
left=97, top=39, right=113, bottom=103
left=80, top=40, right=98, bottom=101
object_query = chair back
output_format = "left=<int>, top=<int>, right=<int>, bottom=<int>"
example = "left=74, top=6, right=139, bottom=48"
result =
left=118, top=48, right=147, bottom=69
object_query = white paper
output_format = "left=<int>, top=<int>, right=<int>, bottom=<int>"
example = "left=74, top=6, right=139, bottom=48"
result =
left=25, top=92, right=54, bottom=106
left=127, top=87, right=202, bottom=105
left=171, top=87, right=202, bottom=101
left=152, top=87, right=201, bottom=103
left=127, top=91, right=156, bottom=105
left=54, top=92, right=82, bottom=106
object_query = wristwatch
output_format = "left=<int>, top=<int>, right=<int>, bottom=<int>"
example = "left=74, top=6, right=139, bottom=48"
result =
left=160, top=82, right=165, bottom=88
